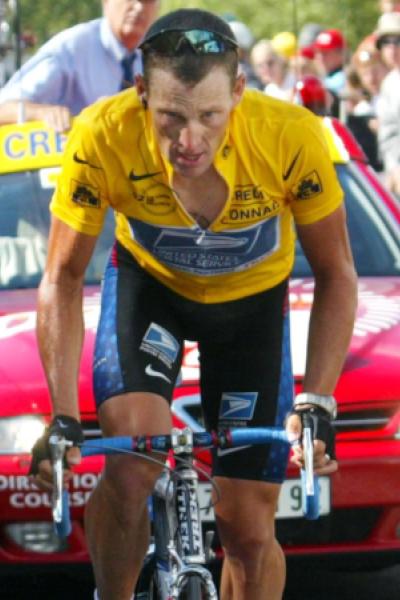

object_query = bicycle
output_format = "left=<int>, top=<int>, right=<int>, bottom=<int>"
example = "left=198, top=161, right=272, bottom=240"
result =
left=49, top=423, right=320, bottom=599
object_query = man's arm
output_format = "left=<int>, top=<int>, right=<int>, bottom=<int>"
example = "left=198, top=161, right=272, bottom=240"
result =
left=37, top=217, right=98, bottom=419
left=296, top=203, right=357, bottom=394
left=0, top=101, right=71, bottom=132
left=287, top=203, right=357, bottom=474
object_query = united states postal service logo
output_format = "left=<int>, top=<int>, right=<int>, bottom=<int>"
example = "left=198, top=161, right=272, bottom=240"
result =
left=219, top=392, right=258, bottom=420
left=141, top=322, right=179, bottom=365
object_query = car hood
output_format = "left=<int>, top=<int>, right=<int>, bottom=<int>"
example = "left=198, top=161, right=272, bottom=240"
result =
left=0, top=279, right=399, bottom=417
left=289, top=277, right=400, bottom=407
left=0, top=287, right=101, bottom=416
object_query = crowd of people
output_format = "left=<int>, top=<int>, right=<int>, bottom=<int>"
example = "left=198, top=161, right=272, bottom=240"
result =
left=0, top=0, right=400, bottom=196
left=226, top=1, right=400, bottom=197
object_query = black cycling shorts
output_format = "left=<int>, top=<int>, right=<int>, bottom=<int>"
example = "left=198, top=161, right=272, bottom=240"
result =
left=93, top=242, right=293, bottom=483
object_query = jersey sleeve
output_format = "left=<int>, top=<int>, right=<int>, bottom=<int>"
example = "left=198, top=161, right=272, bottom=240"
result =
left=50, top=116, right=110, bottom=236
left=283, top=114, right=344, bottom=225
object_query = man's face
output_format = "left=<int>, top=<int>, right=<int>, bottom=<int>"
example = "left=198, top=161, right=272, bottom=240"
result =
left=103, top=0, right=159, bottom=51
left=379, top=36, right=400, bottom=69
left=140, top=66, right=245, bottom=179
left=315, top=48, right=344, bottom=74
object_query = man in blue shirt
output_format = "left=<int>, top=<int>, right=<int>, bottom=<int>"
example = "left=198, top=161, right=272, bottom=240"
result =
left=0, top=0, right=160, bottom=131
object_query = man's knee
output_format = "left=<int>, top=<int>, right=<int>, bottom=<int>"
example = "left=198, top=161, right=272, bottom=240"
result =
left=214, top=478, right=280, bottom=578
left=103, top=453, right=162, bottom=502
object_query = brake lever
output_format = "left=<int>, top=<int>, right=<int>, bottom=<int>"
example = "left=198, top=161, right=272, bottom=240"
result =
left=49, top=434, right=73, bottom=536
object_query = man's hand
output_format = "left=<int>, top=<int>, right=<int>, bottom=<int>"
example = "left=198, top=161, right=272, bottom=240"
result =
left=35, top=104, right=72, bottom=132
left=286, top=408, right=338, bottom=475
left=30, top=415, right=84, bottom=491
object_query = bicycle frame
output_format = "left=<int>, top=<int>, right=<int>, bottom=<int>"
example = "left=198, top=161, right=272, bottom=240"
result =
left=147, top=428, right=218, bottom=599
left=49, top=426, right=319, bottom=599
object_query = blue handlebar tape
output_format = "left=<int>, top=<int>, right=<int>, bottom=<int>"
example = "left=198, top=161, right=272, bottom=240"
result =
left=229, top=427, right=289, bottom=445
left=55, top=489, right=71, bottom=538
left=301, top=469, right=320, bottom=520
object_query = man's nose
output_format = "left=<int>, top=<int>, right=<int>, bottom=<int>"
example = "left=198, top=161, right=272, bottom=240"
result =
left=178, top=123, right=202, bottom=151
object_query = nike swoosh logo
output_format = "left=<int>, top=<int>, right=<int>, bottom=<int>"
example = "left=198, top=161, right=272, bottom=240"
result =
left=282, top=147, right=302, bottom=181
left=56, top=420, right=68, bottom=429
left=145, top=364, right=172, bottom=383
left=73, top=152, right=102, bottom=170
left=129, top=169, right=162, bottom=181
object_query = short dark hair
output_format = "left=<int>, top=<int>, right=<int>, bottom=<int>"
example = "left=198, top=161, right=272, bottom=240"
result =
left=140, top=9, right=239, bottom=88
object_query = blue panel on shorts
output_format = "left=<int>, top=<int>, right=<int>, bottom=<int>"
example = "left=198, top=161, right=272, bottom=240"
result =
left=93, top=262, right=125, bottom=406
left=263, top=312, right=293, bottom=483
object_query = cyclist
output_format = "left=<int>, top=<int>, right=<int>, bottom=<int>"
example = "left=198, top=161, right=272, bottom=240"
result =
left=31, top=9, right=357, bottom=600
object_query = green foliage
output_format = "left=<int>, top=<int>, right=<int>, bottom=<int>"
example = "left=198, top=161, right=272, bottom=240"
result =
left=16, top=0, right=380, bottom=52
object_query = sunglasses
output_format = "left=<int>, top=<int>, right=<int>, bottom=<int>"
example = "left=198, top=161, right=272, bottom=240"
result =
left=140, top=29, right=238, bottom=55
left=378, top=35, right=400, bottom=48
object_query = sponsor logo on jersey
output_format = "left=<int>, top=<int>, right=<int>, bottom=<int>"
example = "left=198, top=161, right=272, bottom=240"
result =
left=127, top=216, right=280, bottom=275
left=282, top=147, right=302, bottom=181
left=73, top=152, right=102, bottom=170
left=293, top=170, right=323, bottom=200
left=222, top=199, right=281, bottom=225
left=219, top=392, right=258, bottom=420
left=132, top=183, right=175, bottom=216
left=129, top=169, right=162, bottom=181
left=71, top=180, right=101, bottom=208
left=140, top=323, right=179, bottom=368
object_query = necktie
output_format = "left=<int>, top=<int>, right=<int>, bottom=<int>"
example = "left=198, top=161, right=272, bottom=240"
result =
left=120, top=53, right=136, bottom=90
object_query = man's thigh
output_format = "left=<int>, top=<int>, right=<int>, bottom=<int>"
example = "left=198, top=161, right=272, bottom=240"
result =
left=93, top=246, right=184, bottom=409
left=200, top=280, right=293, bottom=484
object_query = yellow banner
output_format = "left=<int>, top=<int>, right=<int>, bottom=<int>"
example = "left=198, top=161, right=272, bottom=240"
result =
left=0, top=121, right=68, bottom=173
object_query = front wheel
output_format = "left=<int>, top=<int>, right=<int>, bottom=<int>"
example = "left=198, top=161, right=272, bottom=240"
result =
left=180, top=575, right=204, bottom=599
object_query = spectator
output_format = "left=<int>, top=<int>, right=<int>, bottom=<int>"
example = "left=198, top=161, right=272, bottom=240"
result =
left=376, top=12, right=400, bottom=193
left=352, top=36, right=388, bottom=115
left=313, top=29, right=347, bottom=96
left=294, top=74, right=330, bottom=116
left=376, top=11, right=400, bottom=70
left=228, top=20, right=262, bottom=89
left=298, top=22, right=324, bottom=52
left=0, top=0, right=160, bottom=131
left=379, top=0, right=400, bottom=13
left=289, top=47, right=322, bottom=81
left=250, top=39, right=295, bottom=101
left=313, top=29, right=347, bottom=118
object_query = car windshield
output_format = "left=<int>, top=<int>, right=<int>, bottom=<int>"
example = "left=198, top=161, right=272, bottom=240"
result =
left=1, top=162, right=399, bottom=290
left=293, top=163, right=400, bottom=277
left=0, top=168, right=114, bottom=289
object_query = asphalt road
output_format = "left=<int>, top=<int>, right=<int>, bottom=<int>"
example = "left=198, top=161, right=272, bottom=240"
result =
left=1, top=562, right=400, bottom=599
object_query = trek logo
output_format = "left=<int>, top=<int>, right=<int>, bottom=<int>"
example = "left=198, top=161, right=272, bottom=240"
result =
left=73, top=152, right=102, bottom=170
left=129, top=169, right=162, bottom=182
left=282, top=147, right=302, bottom=181
left=145, top=364, right=171, bottom=383
left=219, top=392, right=258, bottom=420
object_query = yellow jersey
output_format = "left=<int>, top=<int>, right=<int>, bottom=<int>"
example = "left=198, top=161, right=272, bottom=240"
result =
left=51, top=88, right=343, bottom=303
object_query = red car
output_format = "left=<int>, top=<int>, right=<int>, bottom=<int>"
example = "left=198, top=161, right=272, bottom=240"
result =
left=0, top=118, right=399, bottom=570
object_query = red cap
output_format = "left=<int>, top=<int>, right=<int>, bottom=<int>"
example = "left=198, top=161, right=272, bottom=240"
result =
left=295, top=76, right=327, bottom=107
left=314, top=29, right=345, bottom=52
left=298, top=45, right=315, bottom=60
